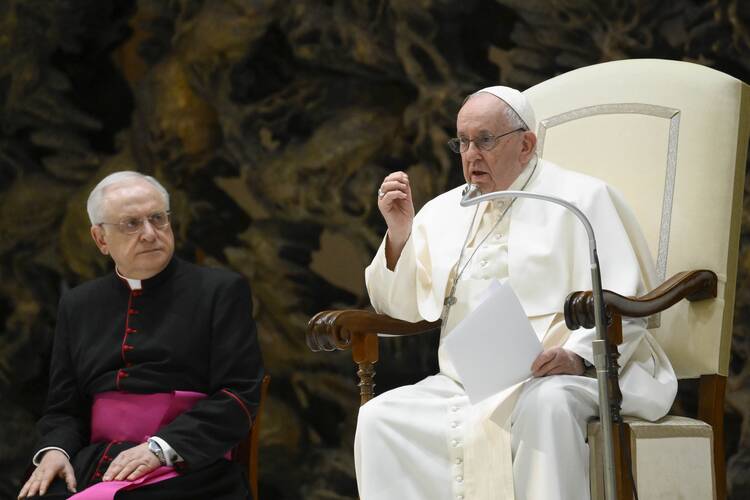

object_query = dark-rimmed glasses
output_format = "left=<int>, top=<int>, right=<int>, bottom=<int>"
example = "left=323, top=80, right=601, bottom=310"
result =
left=447, top=128, right=525, bottom=154
left=98, top=211, right=171, bottom=235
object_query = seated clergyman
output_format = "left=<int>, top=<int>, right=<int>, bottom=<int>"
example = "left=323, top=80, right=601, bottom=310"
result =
left=19, top=171, right=264, bottom=500
left=356, top=87, right=677, bottom=500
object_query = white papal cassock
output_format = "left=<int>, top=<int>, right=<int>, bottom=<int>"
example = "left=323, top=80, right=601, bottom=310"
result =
left=356, top=159, right=677, bottom=500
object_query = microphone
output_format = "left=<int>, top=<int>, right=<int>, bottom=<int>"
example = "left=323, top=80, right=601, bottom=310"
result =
left=460, top=186, right=619, bottom=500
left=461, top=183, right=479, bottom=199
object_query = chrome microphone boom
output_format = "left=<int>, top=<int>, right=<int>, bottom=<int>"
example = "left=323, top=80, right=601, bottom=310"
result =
left=460, top=185, right=618, bottom=500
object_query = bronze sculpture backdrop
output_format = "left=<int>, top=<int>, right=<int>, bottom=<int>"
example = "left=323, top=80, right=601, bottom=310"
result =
left=1, top=0, right=748, bottom=498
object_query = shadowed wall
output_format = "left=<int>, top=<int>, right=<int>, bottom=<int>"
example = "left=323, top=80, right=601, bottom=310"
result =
left=0, top=1, right=748, bottom=498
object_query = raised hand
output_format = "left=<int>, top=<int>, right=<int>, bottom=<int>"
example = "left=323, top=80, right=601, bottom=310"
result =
left=377, top=171, right=414, bottom=268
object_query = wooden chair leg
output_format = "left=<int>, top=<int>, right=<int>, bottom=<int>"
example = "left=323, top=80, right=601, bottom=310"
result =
left=352, top=333, right=379, bottom=406
left=613, top=421, right=634, bottom=500
left=235, top=374, right=270, bottom=500
left=698, top=374, right=726, bottom=500
left=606, top=313, right=634, bottom=499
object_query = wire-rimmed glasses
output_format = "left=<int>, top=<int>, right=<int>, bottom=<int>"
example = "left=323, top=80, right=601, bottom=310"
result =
left=98, top=211, right=171, bottom=235
left=447, top=128, right=525, bottom=154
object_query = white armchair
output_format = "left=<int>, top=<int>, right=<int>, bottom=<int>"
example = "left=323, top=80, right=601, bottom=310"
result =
left=525, top=58, right=749, bottom=500
left=306, top=58, right=749, bottom=500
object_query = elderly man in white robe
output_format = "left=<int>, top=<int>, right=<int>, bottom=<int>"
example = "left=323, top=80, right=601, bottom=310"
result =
left=355, top=86, right=678, bottom=500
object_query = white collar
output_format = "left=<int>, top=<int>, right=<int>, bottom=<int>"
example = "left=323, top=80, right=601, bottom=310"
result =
left=115, top=267, right=143, bottom=290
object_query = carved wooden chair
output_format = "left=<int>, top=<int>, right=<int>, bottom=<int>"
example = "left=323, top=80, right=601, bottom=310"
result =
left=307, top=59, right=749, bottom=500
left=233, top=374, right=271, bottom=500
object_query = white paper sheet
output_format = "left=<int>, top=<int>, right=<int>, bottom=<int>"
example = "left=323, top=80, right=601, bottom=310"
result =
left=443, top=280, right=542, bottom=404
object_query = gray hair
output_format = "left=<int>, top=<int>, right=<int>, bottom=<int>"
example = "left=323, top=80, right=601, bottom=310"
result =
left=86, top=171, right=170, bottom=225
left=499, top=103, right=527, bottom=130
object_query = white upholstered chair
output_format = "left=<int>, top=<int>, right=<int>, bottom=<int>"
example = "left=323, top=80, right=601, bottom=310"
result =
left=525, top=58, right=749, bottom=500
left=307, top=59, right=749, bottom=500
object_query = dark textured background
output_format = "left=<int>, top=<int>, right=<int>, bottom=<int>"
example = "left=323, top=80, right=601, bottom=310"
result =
left=0, top=1, right=748, bottom=499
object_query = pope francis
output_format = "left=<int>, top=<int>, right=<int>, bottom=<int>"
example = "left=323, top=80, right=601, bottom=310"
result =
left=355, top=86, right=677, bottom=500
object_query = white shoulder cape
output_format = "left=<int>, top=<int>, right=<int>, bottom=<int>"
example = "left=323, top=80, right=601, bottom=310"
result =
left=367, top=159, right=656, bottom=322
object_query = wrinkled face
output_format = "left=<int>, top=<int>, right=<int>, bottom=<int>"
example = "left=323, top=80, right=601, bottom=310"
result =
left=90, top=180, right=175, bottom=279
left=456, top=93, right=536, bottom=193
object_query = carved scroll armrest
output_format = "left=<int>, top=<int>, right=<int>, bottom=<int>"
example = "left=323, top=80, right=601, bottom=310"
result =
left=565, top=269, right=718, bottom=330
left=306, top=309, right=441, bottom=352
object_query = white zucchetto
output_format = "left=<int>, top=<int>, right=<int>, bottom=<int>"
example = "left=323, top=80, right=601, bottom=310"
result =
left=472, top=85, right=536, bottom=132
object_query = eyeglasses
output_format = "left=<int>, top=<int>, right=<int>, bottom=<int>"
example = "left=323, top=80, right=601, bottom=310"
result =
left=447, top=128, right=525, bottom=154
left=98, top=211, right=171, bottom=235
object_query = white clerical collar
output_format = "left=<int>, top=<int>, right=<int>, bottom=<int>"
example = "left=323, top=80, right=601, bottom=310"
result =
left=115, top=267, right=142, bottom=290
left=489, top=157, right=538, bottom=211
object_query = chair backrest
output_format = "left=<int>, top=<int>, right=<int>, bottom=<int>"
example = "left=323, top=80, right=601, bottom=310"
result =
left=524, top=59, right=749, bottom=378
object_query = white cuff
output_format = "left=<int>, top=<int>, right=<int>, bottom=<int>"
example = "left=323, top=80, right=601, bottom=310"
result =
left=365, top=233, right=424, bottom=322
left=149, top=436, right=183, bottom=466
left=32, top=447, right=70, bottom=466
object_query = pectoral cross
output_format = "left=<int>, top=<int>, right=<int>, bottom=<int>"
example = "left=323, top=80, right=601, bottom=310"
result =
left=440, top=295, right=457, bottom=325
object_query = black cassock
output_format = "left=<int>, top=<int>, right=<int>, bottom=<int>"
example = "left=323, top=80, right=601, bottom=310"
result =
left=31, top=257, right=264, bottom=499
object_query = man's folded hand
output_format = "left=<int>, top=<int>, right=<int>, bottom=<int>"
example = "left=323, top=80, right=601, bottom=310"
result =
left=531, top=347, right=585, bottom=377
left=103, top=442, right=161, bottom=482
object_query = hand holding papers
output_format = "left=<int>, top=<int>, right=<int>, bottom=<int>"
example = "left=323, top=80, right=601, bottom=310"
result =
left=442, top=280, right=542, bottom=404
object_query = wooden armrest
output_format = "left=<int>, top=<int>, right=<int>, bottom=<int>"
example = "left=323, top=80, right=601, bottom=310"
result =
left=306, top=309, right=440, bottom=352
left=565, top=269, right=718, bottom=330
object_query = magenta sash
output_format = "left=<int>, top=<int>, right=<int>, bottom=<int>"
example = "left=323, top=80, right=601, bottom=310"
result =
left=70, top=390, right=207, bottom=500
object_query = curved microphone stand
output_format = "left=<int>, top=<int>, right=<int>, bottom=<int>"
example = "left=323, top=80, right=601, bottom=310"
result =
left=461, top=185, right=618, bottom=500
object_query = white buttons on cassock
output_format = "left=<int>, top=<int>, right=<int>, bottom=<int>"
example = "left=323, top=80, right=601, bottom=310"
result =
left=447, top=397, right=465, bottom=499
